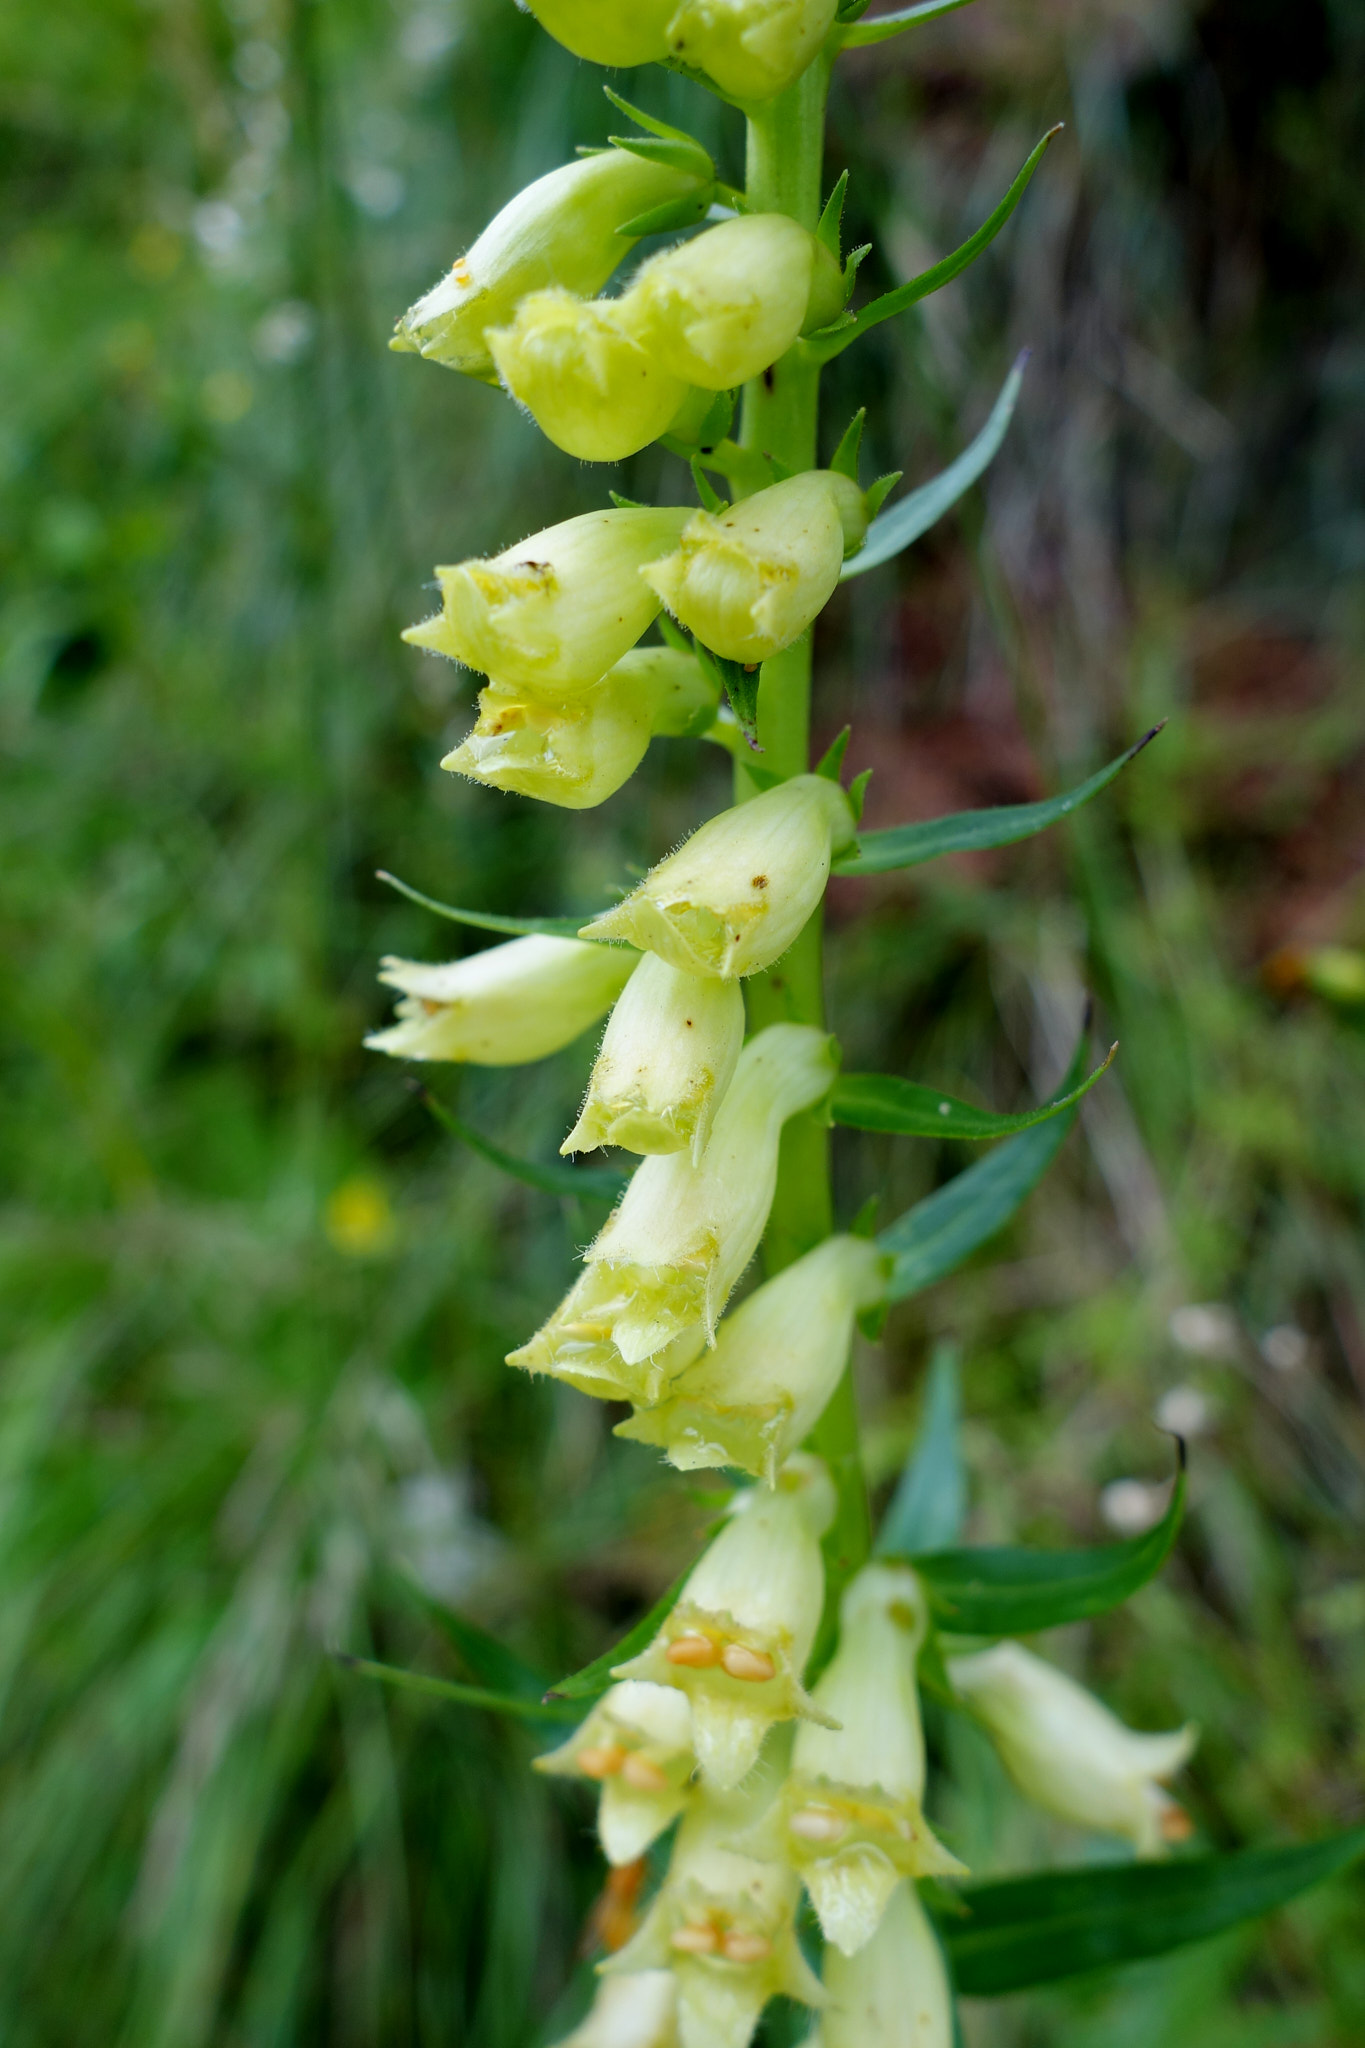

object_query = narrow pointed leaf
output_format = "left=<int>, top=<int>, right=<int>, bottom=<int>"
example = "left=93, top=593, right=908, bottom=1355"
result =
left=841, top=0, right=978, bottom=46
left=834, top=728, right=1163, bottom=877
left=841, top=354, right=1027, bottom=581
left=335, top=1652, right=577, bottom=1723
left=424, top=1092, right=629, bottom=1204
left=833, top=1043, right=1115, bottom=1140
left=384, top=1568, right=549, bottom=1701
left=546, top=1563, right=696, bottom=1704
left=376, top=869, right=597, bottom=939
left=930, top=1828, right=1365, bottom=1994
left=876, top=1341, right=965, bottom=1555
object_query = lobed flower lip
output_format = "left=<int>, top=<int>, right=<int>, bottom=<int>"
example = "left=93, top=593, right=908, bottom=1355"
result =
left=535, top=1681, right=695, bottom=1867
left=810, top=1876, right=955, bottom=2048
left=628, top=214, right=815, bottom=391
left=488, top=288, right=690, bottom=463
left=550, top=1968, right=681, bottom=2048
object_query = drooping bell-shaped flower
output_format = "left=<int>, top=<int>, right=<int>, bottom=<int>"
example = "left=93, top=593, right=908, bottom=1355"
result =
left=535, top=1681, right=695, bottom=1867
left=441, top=646, right=718, bottom=812
left=552, top=1969, right=681, bottom=2048
left=582, top=775, right=857, bottom=980
left=746, top=1564, right=963, bottom=1956
left=806, top=1879, right=953, bottom=2048
left=604, top=1765, right=823, bottom=2048
left=641, top=472, right=868, bottom=667
left=616, top=1235, right=889, bottom=1482
left=404, top=507, right=691, bottom=693
left=946, top=1641, right=1197, bottom=1856
left=488, top=289, right=692, bottom=462
left=365, top=935, right=637, bottom=1066
left=508, top=1024, right=838, bottom=1401
left=393, top=147, right=707, bottom=378
left=665, top=0, right=840, bottom=104
left=612, top=1454, right=837, bottom=1789
left=627, top=215, right=823, bottom=392
left=564, top=954, right=745, bottom=1163
left=521, top=0, right=675, bottom=69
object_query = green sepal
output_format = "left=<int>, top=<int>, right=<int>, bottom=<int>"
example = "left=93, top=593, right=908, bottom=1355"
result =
left=841, top=0, right=979, bottom=48
left=335, top=1652, right=578, bottom=1724
left=835, top=0, right=874, bottom=20
left=863, top=468, right=902, bottom=519
left=816, top=724, right=852, bottom=780
left=608, top=490, right=649, bottom=510
left=830, top=408, right=865, bottom=481
left=849, top=1193, right=881, bottom=1239
left=916, top=1625, right=959, bottom=1707
left=658, top=612, right=693, bottom=654
left=689, top=456, right=729, bottom=515
left=603, top=87, right=714, bottom=172
left=841, top=241, right=873, bottom=304
left=832, top=1041, right=1116, bottom=1141
left=848, top=766, right=873, bottom=820
left=678, top=436, right=776, bottom=496
left=422, top=1089, right=628, bottom=1206
left=614, top=186, right=716, bottom=238
left=376, top=868, right=593, bottom=939
left=876, top=1340, right=966, bottom=1556
left=693, top=640, right=762, bottom=747
left=816, top=169, right=850, bottom=257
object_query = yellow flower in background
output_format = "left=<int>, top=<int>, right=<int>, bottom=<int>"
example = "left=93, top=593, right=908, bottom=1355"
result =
left=324, top=1174, right=396, bottom=1258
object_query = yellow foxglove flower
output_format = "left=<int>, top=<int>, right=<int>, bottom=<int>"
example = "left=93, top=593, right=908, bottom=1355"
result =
left=617, top=1234, right=889, bottom=1481
left=488, top=289, right=691, bottom=461
left=946, top=1641, right=1197, bottom=1856
left=612, top=1454, right=837, bottom=1788
left=749, top=1565, right=963, bottom=1956
left=364, top=935, right=636, bottom=1066
left=392, top=147, right=703, bottom=379
left=582, top=774, right=857, bottom=980
left=627, top=214, right=815, bottom=391
left=553, top=1971, right=681, bottom=2048
left=405, top=507, right=691, bottom=693
left=522, top=0, right=674, bottom=69
left=665, top=0, right=840, bottom=104
left=564, top=954, right=745, bottom=1162
left=603, top=1765, right=824, bottom=2048
left=642, top=471, right=868, bottom=666
left=807, top=1879, right=953, bottom=2048
left=508, top=1024, right=838, bottom=1400
left=441, top=647, right=718, bottom=812
left=535, top=1681, right=695, bottom=1866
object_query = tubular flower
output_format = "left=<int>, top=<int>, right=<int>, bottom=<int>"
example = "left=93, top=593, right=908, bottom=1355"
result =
left=392, top=147, right=707, bottom=378
left=442, top=646, right=718, bottom=812
left=488, top=290, right=691, bottom=462
left=627, top=215, right=819, bottom=391
left=404, top=507, right=691, bottom=693
left=612, top=1454, right=837, bottom=1788
left=520, top=0, right=674, bottom=69
left=807, top=1879, right=953, bottom=2048
left=642, top=471, right=868, bottom=667
left=582, top=774, right=857, bottom=980
left=616, top=1234, right=890, bottom=1481
left=552, top=1970, right=681, bottom=2048
left=508, top=1024, right=839, bottom=1400
left=365, top=935, right=636, bottom=1065
left=748, top=1564, right=963, bottom=1955
left=535, top=1681, right=695, bottom=1867
left=603, top=1770, right=823, bottom=2048
left=665, top=0, right=840, bottom=104
left=946, top=1642, right=1197, bottom=1856
left=564, top=954, right=745, bottom=1162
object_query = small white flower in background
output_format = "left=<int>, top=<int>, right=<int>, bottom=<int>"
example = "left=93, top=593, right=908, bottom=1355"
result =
left=746, top=1563, right=963, bottom=1955
left=583, top=775, right=858, bottom=980
left=552, top=1969, right=681, bottom=2048
left=1155, top=1384, right=1210, bottom=1437
left=947, top=1641, right=1196, bottom=1856
left=616, top=1233, right=889, bottom=1482
left=1261, top=1324, right=1310, bottom=1372
left=564, top=953, right=745, bottom=1162
left=1099, top=1477, right=1168, bottom=1537
left=535, top=1681, right=695, bottom=1866
left=805, top=1878, right=953, bottom=2048
left=611, top=1453, right=836, bottom=1789
left=253, top=298, right=315, bottom=365
left=1168, top=1302, right=1239, bottom=1358
left=365, top=934, right=636, bottom=1065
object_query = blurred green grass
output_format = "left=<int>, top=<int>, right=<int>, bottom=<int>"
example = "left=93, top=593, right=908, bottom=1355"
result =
left=2, top=0, right=1363, bottom=2041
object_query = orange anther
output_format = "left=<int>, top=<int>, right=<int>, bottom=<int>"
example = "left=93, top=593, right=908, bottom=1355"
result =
left=788, top=1805, right=847, bottom=1844
left=620, top=1752, right=670, bottom=1793
left=575, top=1743, right=626, bottom=1780
left=670, top=1923, right=719, bottom=1955
left=720, top=1930, right=772, bottom=1963
left=720, top=1643, right=775, bottom=1683
left=667, top=1634, right=720, bottom=1668
left=1160, top=1802, right=1195, bottom=1843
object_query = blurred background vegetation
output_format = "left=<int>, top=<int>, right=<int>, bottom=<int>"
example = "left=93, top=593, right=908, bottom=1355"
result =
left=2, top=0, right=1363, bottom=2040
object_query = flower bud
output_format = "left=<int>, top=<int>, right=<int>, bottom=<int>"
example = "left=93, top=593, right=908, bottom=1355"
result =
left=365, top=935, right=637, bottom=1066
left=404, top=507, right=691, bottom=693
left=665, top=0, right=840, bottom=104
left=564, top=955, right=745, bottom=1162
left=604, top=1767, right=824, bottom=2048
left=946, top=1642, right=1197, bottom=1856
left=488, top=290, right=691, bottom=462
left=612, top=1454, right=837, bottom=1788
left=441, top=647, right=718, bottom=812
left=522, top=0, right=674, bottom=69
left=627, top=215, right=815, bottom=391
left=553, top=1971, right=681, bottom=2048
left=509, top=1024, right=838, bottom=1400
left=617, top=1235, right=889, bottom=1482
left=748, top=1565, right=963, bottom=1955
left=535, top=1681, right=695, bottom=1867
left=808, top=1879, right=953, bottom=2048
left=393, top=147, right=703, bottom=378
left=642, top=472, right=868, bottom=667
left=582, top=775, right=857, bottom=980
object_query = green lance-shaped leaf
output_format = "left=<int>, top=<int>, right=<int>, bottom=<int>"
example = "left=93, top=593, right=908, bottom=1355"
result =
left=912, top=1449, right=1186, bottom=1636
left=423, top=1090, right=628, bottom=1205
left=376, top=869, right=592, bottom=939
left=839, top=0, right=979, bottom=47
left=334, top=1653, right=578, bottom=1724
left=834, top=727, right=1164, bottom=878
left=383, top=1565, right=550, bottom=1702
left=544, top=1560, right=697, bottom=1704
left=802, top=127, right=1063, bottom=367
left=833, top=1042, right=1115, bottom=1141
left=876, top=1030, right=1090, bottom=1301
left=876, top=1340, right=966, bottom=1557
left=840, top=353, right=1027, bottom=582
left=929, top=1827, right=1365, bottom=1995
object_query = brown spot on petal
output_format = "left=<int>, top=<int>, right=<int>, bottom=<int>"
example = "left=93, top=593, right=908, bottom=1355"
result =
left=751, top=875, right=768, bottom=890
